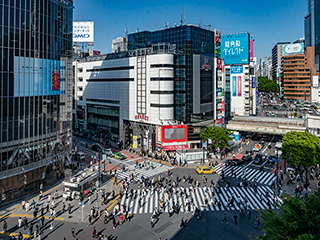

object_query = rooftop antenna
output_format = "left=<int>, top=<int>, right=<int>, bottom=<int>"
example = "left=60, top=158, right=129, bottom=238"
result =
left=199, top=20, right=203, bottom=28
left=125, top=20, right=128, bottom=38
left=180, top=14, right=182, bottom=26
left=154, top=13, right=155, bottom=31
left=184, top=5, right=186, bottom=24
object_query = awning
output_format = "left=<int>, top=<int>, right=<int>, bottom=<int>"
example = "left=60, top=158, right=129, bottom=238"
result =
left=163, top=145, right=189, bottom=151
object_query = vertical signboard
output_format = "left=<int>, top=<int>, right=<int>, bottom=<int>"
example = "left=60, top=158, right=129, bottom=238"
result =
left=221, top=33, right=250, bottom=65
left=252, top=76, right=256, bottom=88
left=250, top=40, right=254, bottom=62
left=157, top=126, right=162, bottom=142
left=230, top=65, right=243, bottom=98
left=215, top=29, right=221, bottom=58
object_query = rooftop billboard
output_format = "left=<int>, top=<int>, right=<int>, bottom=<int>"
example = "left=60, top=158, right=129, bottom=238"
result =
left=221, top=33, right=250, bottom=65
left=283, top=43, right=304, bottom=55
left=73, top=21, right=94, bottom=42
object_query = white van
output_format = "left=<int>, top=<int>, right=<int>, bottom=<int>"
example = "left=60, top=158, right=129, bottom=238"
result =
left=102, top=148, right=113, bottom=156
left=76, top=152, right=86, bottom=161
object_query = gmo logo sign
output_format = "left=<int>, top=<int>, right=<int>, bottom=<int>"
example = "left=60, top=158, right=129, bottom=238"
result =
left=73, top=34, right=90, bottom=39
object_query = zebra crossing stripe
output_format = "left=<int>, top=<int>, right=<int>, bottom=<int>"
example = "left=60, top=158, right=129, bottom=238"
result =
left=119, top=186, right=282, bottom=214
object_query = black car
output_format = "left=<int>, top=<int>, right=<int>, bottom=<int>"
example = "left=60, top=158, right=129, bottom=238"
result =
left=245, top=150, right=253, bottom=156
left=267, top=155, right=276, bottom=163
left=253, top=153, right=263, bottom=164
left=92, top=143, right=103, bottom=151
left=232, top=159, right=244, bottom=166
left=259, top=139, right=265, bottom=145
left=242, top=154, right=252, bottom=162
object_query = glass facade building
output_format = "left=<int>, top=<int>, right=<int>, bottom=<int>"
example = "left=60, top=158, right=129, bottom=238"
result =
left=128, top=25, right=215, bottom=123
left=0, top=0, right=73, bottom=202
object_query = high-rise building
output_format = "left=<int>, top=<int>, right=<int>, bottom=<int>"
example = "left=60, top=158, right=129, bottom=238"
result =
left=127, top=25, right=224, bottom=124
left=281, top=46, right=319, bottom=101
left=0, top=0, right=73, bottom=203
left=260, top=56, right=272, bottom=79
left=272, top=42, right=290, bottom=80
left=305, top=0, right=320, bottom=71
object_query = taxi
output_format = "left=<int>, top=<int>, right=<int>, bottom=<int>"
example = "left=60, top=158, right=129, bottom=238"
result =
left=196, top=167, right=215, bottom=174
left=112, top=152, right=126, bottom=160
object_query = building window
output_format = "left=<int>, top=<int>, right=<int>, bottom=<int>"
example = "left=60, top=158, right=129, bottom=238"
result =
left=150, top=77, right=174, bottom=81
left=78, top=77, right=83, bottom=82
left=150, top=64, right=174, bottom=68
left=86, top=66, right=134, bottom=72
left=78, top=68, right=83, bottom=72
left=150, top=91, right=174, bottom=94
left=150, top=103, right=174, bottom=108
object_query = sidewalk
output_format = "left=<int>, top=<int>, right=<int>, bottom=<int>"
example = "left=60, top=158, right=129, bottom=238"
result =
left=0, top=173, right=122, bottom=239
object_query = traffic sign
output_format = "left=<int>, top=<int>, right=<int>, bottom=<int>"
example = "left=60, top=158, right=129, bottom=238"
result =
left=203, top=142, right=206, bottom=147
left=208, top=139, right=212, bottom=144
left=100, top=164, right=103, bottom=168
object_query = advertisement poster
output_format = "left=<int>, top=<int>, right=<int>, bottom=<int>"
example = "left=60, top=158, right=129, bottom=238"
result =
left=250, top=40, right=254, bottom=62
left=231, top=72, right=243, bottom=98
left=237, top=76, right=242, bottom=97
left=221, top=33, right=250, bottom=65
left=132, top=136, right=136, bottom=148
left=14, top=56, right=65, bottom=97
left=283, top=43, right=304, bottom=55
left=252, top=76, right=256, bottom=88
left=157, top=126, right=162, bottom=142
left=73, top=21, right=94, bottom=42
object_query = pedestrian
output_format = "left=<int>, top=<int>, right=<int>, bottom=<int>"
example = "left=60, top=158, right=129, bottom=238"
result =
left=92, top=227, right=97, bottom=238
left=18, top=217, right=23, bottom=228
left=18, top=232, right=23, bottom=240
left=248, top=209, right=252, bottom=220
left=180, top=217, right=185, bottom=227
left=72, top=228, right=76, bottom=238
left=150, top=216, right=155, bottom=228
left=254, top=216, right=260, bottom=229
left=3, top=220, right=7, bottom=232
left=24, top=217, right=28, bottom=230
left=233, top=213, right=238, bottom=225
left=41, top=216, right=45, bottom=228
left=113, top=217, right=117, bottom=229
left=68, top=204, right=72, bottom=214
left=62, top=202, right=66, bottom=212
left=50, top=220, right=54, bottom=230
left=221, top=212, right=228, bottom=224
left=87, top=215, right=92, bottom=227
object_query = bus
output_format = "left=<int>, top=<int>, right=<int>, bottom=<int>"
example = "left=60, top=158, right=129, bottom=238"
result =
left=275, top=142, right=282, bottom=156
left=63, top=169, right=100, bottom=200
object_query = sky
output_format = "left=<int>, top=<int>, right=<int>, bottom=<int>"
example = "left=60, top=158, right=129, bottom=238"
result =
left=73, top=0, right=307, bottom=62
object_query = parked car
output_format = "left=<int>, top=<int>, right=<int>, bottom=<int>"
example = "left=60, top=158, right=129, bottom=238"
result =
left=259, top=139, right=265, bottom=145
left=242, top=154, right=252, bottom=162
left=103, top=148, right=113, bottom=156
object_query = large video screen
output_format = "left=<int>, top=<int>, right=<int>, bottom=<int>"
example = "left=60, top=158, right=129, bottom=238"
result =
left=164, top=128, right=185, bottom=141
left=14, top=57, right=65, bottom=97
left=162, top=125, right=188, bottom=143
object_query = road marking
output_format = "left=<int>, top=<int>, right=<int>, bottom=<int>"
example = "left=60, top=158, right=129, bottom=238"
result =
left=0, top=207, right=16, bottom=217
left=7, top=214, right=65, bottom=221
left=0, top=231, right=32, bottom=239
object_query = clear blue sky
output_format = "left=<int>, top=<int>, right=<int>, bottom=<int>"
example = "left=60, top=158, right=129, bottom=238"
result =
left=73, top=0, right=307, bottom=62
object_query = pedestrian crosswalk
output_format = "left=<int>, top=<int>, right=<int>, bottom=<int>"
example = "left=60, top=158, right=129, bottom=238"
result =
left=116, top=186, right=282, bottom=215
left=116, top=161, right=174, bottom=180
left=212, top=164, right=276, bottom=186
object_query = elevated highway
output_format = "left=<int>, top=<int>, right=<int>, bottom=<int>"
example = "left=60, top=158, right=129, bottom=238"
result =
left=226, top=116, right=307, bottom=135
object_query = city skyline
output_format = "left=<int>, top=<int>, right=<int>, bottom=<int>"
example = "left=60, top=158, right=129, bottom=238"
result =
left=74, top=0, right=306, bottom=61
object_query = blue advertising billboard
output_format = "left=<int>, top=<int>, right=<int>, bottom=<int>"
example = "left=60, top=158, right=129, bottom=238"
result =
left=14, top=57, right=65, bottom=97
left=230, top=65, right=243, bottom=74
left=221, top=33, right=250, bottom=65
left=252, top=76, right=256, bottom=88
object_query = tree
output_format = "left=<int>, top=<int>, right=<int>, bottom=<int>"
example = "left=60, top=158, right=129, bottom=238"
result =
left=254, top=192, right=320, bottom=240
left=200, top=126, right=234, bottom=158
left=282, top=131, right=320, bottom=188
left=258, top=76, right=279, bottom=93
